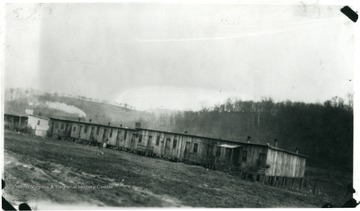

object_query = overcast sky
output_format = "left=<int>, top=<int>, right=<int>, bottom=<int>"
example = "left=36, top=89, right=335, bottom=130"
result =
left=4, top=2, right=355, bottom=110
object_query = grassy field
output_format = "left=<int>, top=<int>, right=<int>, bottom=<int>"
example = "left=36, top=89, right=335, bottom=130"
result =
left=302, top=166, right=353, bottom=206
left=3, top=131, right=331, bottom=208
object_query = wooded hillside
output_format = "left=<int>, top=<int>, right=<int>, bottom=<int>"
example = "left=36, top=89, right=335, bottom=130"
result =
left=152, top=97, right=353, bottom=171
left=4, top=88, right=157, bottom=128
left=4, top=88, right=353, bottom=171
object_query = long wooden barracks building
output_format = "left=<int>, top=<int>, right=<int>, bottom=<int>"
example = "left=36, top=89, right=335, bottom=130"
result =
left=47, top=117, right=306, bottom=186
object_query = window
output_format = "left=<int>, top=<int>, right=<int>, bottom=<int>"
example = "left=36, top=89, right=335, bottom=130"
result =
left=60, top=123, right=65, bottom=130
left=124, top=131, right=127, bottom=139
left=242, top=150, right=247, bottom=162
left=117, top=130, right=121, bottom=138
left=55, top=123, right=58, bottom=129
left=166, top=138, right=171, bottom=146
left=110, top=129, right=113, bottom=138
left=73, top=126, right=76, bottom=131
left=173, top=139, right=177, bottom=148
left=156, top=136, right=160, bottom=146
left=193, top=143, right=198, bottom=153
left=84, top=125, right=88, bottom=133
left=148, top=136, right=153, bottom=144
left=216, top=146, right=221, bottom=156
left=97, top=127, right=100, bottom=135
left=37, top=120, right=40, bottom=125
left=138, top=134, right=142, bottom=143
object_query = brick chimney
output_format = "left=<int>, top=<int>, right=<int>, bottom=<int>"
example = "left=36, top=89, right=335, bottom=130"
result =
left=89, top=119, right=92, bottom=122
left=247, top=136, right=251, bottom=143
left=135, top=122, right=141, bottom=129
left=108, top=122, right=111, bottom=126
left=295, top=147, right=299, bottom=154
left=274, top=139, right=278, bottom=147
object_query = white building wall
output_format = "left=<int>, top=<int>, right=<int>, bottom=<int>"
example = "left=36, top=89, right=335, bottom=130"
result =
left=28, top=116, right=49, bottom=137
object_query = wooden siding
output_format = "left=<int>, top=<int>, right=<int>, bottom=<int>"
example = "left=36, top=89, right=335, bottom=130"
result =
left=138, top=130, right=184, bottom=159
left=179, top=137, right=215, bottom=164
left=137, top=130, right=217, bottom=164
left=266, top=148, right=306, bottom=178
left=239, top=145, right=268, bottom=170
left=49, top=120, right=72, bottom=137
left=47, top=118, right=306, bottom=179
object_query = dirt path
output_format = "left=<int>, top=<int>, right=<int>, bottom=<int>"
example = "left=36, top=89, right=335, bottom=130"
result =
left=3, top=151, right=184, bottom=209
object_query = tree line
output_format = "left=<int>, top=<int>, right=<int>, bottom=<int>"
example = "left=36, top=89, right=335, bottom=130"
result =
left=150, top=96, right=353, bottom=171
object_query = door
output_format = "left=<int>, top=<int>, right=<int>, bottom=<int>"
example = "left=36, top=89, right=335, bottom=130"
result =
left=258, top=153, right=267, bottom=167
left=226, top=148, right=232, bottom=162
left=164, top=138, right=171, bottom=155
left=50, top=122, right=54, bottom=134
left=103, top=128, right=107, bottom=143
left=205, top=144, right=214, bottom=163
left=116, top=130, right=121, bottom=146
left=130, top=134, right=136, bottom=149
left=184, top=142, right=191, bottom=159
left=79, top=125, right=83, bottom=138
left=232, top=148, right=240, bottom=165
left=90, top=126, right=95, bottom=141
left=148, top=136, right=153, bottom=148
left=66, top=124, right=70, bottom=136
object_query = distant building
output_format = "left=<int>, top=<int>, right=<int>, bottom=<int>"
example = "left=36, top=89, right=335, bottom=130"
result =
left=4, top=113, right=28, bottom=131
left=27, top=115, right=50, bottom=137
left=4, top=113, right=50, bottom=137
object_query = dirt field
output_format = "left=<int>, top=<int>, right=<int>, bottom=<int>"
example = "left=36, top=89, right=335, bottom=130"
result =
left=3, top=131, right=327, bottom=208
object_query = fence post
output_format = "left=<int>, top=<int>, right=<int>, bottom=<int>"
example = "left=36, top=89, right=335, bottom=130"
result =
left=282, top=177, right=286, bottom=189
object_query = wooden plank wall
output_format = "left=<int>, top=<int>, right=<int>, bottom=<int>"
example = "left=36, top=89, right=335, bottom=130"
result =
left=138, top=130, right=183, bottom=158
left=115, top=128, right=136, bottom=149
left=239, top=145, right=268, bottom=169
left=137, top=130, right=212, bottom=162
left=50, top=120, right=72, bottom=138
left=49, top=120, right=247, bottom=166
left=266, top=148, right=306, bottom=178
left=64, top=121, right=136, bottom=147
left=48, top=119, right=306, bottom=178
